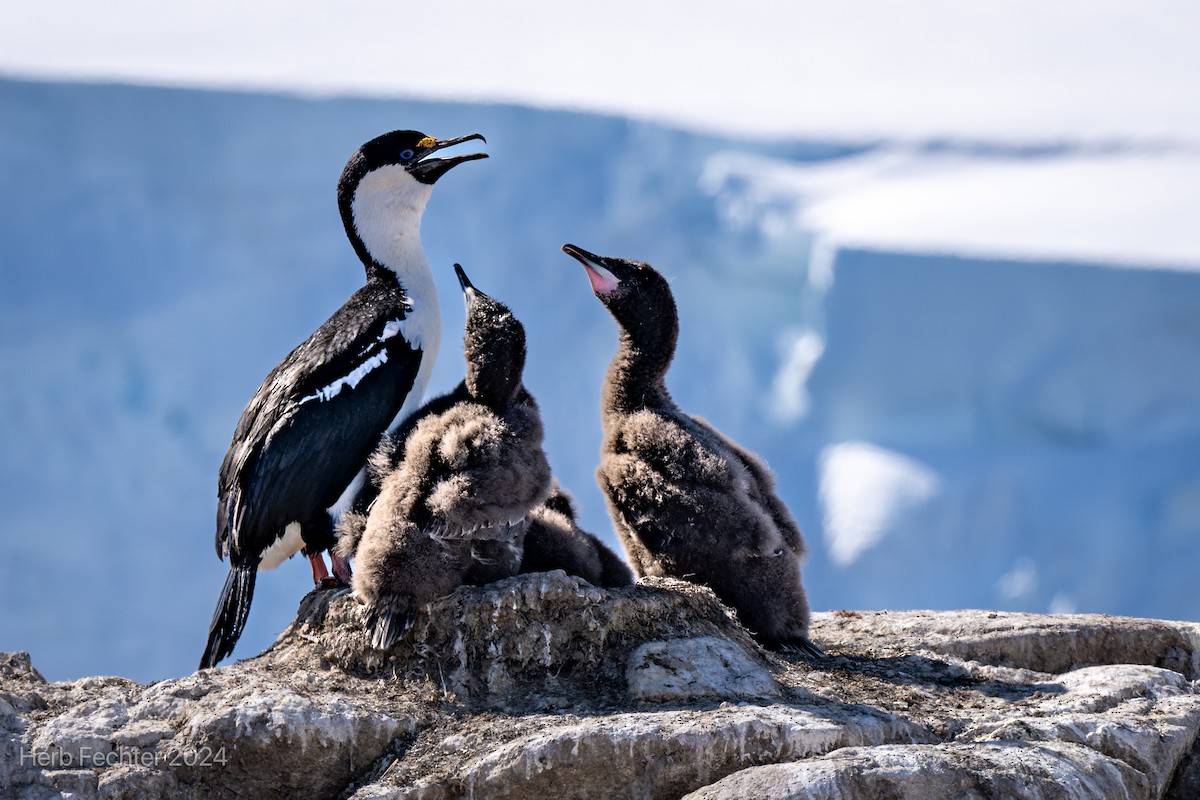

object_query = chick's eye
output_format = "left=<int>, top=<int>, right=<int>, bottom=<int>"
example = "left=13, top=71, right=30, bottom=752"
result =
left=399, top=148, right=415, bottom=161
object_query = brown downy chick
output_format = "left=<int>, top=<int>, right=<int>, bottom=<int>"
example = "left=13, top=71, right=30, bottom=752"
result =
left=520, top=484, right=635, bottom=587
left=563, top=244, right=822, bottom=659
left=340, top=264, right=551, bottom=649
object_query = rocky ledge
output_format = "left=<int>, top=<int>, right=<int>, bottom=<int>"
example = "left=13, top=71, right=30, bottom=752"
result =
left=3, top=572, right=1200, bottom=799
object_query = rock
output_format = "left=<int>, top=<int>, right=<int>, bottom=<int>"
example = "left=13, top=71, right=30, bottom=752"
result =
left=1167, top=734, right=1200, bottom=800
left=682, top=741, right=1147, bottom=800
left=955, top=664, right=1198, bottom=799
left=304, top=572, right=763, bottom=700
left=389, top=703, right=924, bottom=800
left=0, top=652, right=46, bottom=684
left=812, top=609, right=1200, bottom=679
left=2, top=575, right=1199, bottom=800
left=626, top=636, right=782, bottom=701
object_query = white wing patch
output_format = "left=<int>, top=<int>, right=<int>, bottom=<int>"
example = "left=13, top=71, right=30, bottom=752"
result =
left=300, top=318, right=408, bottom=405
left=302, top=349, right=389, bottom=404
left=379, top=319, right=403, bottom=341
left=380, top=316, right=432, bottom=352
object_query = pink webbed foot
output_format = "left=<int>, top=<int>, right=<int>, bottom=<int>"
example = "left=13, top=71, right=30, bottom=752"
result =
left=309, top=553, right=340, bottom=588
left=330, top=552, right=353, bottom=586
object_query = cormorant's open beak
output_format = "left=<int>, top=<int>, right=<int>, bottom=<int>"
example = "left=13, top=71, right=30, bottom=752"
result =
left=408, top=133, right=488, bottom=184
left=454, top=263, right=478, bottom=312
left=562, top=243, right=622, bottom=296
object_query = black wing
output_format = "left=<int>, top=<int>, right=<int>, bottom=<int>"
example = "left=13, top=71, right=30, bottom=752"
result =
left=345, top=381, right=471, bottom=522
left=216, top=281, right=424, bottom=563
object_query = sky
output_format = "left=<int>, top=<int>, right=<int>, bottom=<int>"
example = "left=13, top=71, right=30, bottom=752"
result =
left=2, top=0, right=1199, bottom=143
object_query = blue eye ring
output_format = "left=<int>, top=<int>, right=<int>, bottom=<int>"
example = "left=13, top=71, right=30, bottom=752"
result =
left=399, top=148, right=415, bottom=161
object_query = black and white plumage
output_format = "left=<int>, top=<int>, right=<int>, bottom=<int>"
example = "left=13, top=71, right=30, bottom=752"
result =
left=337, top=264, right=552, bottom=650
left=521, top=484, right=635, bottom=588
left=563, top=244, right=823, bottom=658
left=199, top=131, right=487, bottom=670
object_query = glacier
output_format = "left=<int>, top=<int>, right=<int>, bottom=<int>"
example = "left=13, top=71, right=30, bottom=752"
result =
left=0, top=78, right=1197, bottom=684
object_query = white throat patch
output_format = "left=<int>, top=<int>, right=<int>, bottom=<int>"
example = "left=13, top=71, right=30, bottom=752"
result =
left=350, top=164, right=442, bottom=356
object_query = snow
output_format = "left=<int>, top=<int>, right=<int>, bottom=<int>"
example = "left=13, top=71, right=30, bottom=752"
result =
left=996, top=558, right=1039, bottom=603
left=0, top=78, right=1198, bottom=685
left=702, top=147, right=1200, bottom=271
left=818, top=442, right=941, bottom=568
left=769, top=330, right=825, bottom=422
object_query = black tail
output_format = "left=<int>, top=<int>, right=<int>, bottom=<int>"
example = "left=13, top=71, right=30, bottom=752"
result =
left=779, top=635, right=826, bottom=660
left=199, top=565, right=256, bottom=669
left=367, top=604, right=417, bottom=651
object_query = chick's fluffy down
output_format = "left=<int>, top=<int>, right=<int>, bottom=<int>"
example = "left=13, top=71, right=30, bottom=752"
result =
left=411, top=399, right=551, bottom=533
